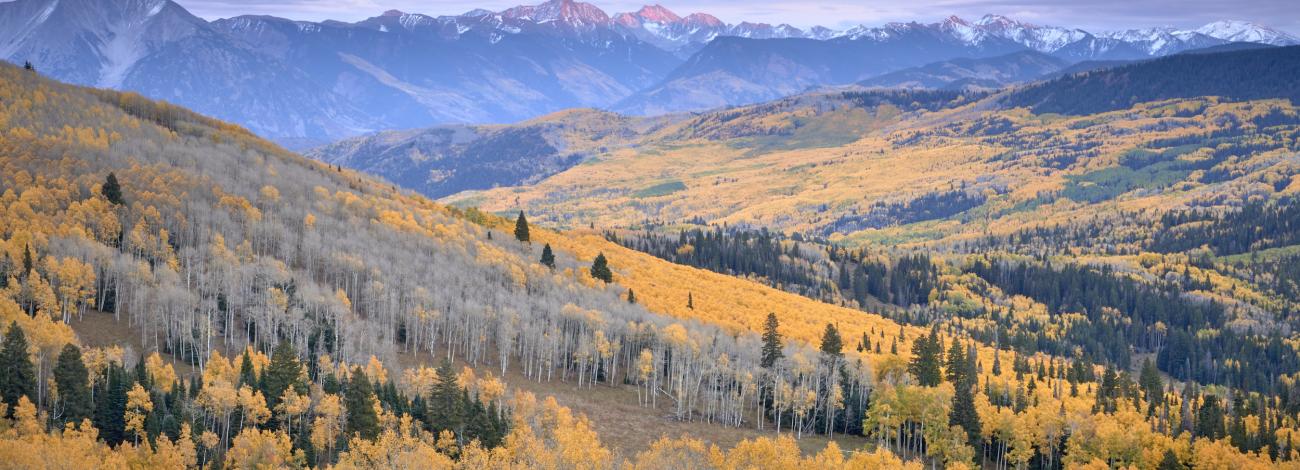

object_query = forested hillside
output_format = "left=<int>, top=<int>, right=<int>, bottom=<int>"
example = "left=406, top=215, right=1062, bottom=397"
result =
left=4, top=48, right=1300, bottom=470
left=424, top=45, right=1300, bottom=469
left=1003, top=45, right=1300, bottom=114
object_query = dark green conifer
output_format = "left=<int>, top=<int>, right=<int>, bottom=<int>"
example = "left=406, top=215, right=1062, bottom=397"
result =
left=102, top=172, right=125, bottom=205
left=590, top=253, right=612, bottom=282
left=0, top=322, right=37, bottom=415
left=513, top=211, right=530, bottom=243
left=540, top=244, right=555, bottom=269
left=344, top=367, right=379, bottom=440
left=760, top=313, right=783, bottom=368
left=54, top=344, right=93, bottom=423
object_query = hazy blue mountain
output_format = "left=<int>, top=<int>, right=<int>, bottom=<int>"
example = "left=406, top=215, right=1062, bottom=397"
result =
left=857, top=50, right=1069, bottom=90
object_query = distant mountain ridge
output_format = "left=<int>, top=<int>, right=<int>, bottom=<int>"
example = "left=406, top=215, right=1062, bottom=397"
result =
left=1004, top=45, right=1300, bottom=115
left=856, top=50, right=1070, bottom=91
left=1, top=0, right=1296, bottom=145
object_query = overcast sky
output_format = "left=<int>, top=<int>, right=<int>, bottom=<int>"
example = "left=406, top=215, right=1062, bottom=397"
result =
left=173, top=0, right=1300, bottom=34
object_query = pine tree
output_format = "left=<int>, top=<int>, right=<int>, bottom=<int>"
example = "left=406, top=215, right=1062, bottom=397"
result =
left=238, top=350, right=257, bottom=387
left=908, top=327, right=943, bottom=387
left=1158, top=448, right=1184, bottom=470
left=427, top=359, right=462, bottom=435
left=514, top=211, right=530, bottom=243
left=540, top=244, right=556, bottom=269
left=344, top=367, right=379, bottom=440
left=262, top=341, right=304, bottom=412
left=687, top=292, right=694, bottom=310
left=590, top=253, right=613, bottom=283
left=0, top=322, right=36, bottom=415
left=760, top=313, right=783, bottom=368
left=94, top=365, right=130, bottom=445
left=23, top=61, right=33, bottom=71
left=1196, top=394, right=1226, bottom=439
left=21, top=244, right=32, bottom=277
left=102, top=172, right=125, bottom=205
left=945, top=340, right=967, bottom=385
left=949, top=373, right=982, bottom=448
left=626, top=289, right=636, bottom=304
left=819, top=323, right=843, bottom=359
left=55, top=344, right=93, bottom=424
left=1139, top=358, right=1164, bottom=409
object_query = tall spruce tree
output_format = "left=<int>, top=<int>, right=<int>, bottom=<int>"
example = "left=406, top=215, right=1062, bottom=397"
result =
left=0, top=322, right=36, bottom=414
left=945, top=341, right=967, bottom=385
left=55, top=344, right=93, bottom=423
left=1158, top=448, right=1184, bottom=470
left=1139, top=358, right=1164, bottom=409
left=94, top=365, right=130, bottom=445
left=344, top=367, right=380, bottom=440
left=21, top=244, right=32, bottom=277
left=238, top=350, right=257, bottom=387
left=590, top=253, right=613, bottom=283
left=760, top=313, right=783, bottom=368
left=514, top=211, right=530, bottom=243
left=908, top=327, right=943, bottom=386
left=102, top=172, right=125, bottom=205
left=263, top=341, right=304, bottom=411
left=540, top=244, right=556, bottom=269
left=819, top=323, right=843, bottom=359
left=427, top=359, right=463, bottom=436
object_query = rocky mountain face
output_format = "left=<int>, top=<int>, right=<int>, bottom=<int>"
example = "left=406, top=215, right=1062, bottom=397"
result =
left=2, top=0, right=1295, bottom=146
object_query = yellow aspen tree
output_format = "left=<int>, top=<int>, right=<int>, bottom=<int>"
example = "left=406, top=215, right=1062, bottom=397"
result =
left=124, top=383, right=153, bottom=445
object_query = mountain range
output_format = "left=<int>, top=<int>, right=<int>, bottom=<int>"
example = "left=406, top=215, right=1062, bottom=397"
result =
left=2, top=0, right=1296, bottom=146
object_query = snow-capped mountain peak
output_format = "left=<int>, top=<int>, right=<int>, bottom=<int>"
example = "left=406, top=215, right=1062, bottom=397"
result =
left=501, top=0, right=610, bottom=28
left=634, top=4, right=680, bottom=24
left=1196, top=20, right=1299, bottom=45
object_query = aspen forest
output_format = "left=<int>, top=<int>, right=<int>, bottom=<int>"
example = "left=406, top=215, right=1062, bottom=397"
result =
left=3, top=36, right=1300, bottom=470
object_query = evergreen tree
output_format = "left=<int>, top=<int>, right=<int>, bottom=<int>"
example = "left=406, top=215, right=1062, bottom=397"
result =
left=1196, top=395, right=1226, bottom=440
left=0, top=321, right=36, bottom=414
left=687, top=292, right=694, bottom=310
left=760, top=313, right=783, bottom=368
left=263, top=341, right=304, bottom=412
left=540, top=244, right=555, bottom=269
left=513, top=211, right=530, bottom=243
left=427, top=359, right=462, bottom=436
left=22, top=244, right=32, bottom=276
left=945, top=341, right=967, bottom=385
left=94, top=365, right=130, bottom=445
left=102, top=172, right=125, bottom=205
left=590, top=253, right=612, bottom=283
left=54, top=344, right=93, bottom=424
left=908, top=327, right=943, bottom=386
left=23, top=61, right=33, bottom=71
left=950, top=374, right=982, bottom=448
left=344, top=367, right=379, bottom=440
left=626, top=289, right=636, bottom=304
left=819, top=323, right=843, bottom=359
left=238, top=350, right=257, bottom=387
left=1139, top=358, right=1164, bottom=409
left=1158, top=448, right=1184, bottom=470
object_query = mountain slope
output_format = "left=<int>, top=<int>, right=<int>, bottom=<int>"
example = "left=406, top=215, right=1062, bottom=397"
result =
left=857, top=50, right=1069, bottom=90
left=1005, top=45, right=1300, bottom=114
left=615, top=28, right=1028, bottom=115
left=0, top=0, right=371, bottom=147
